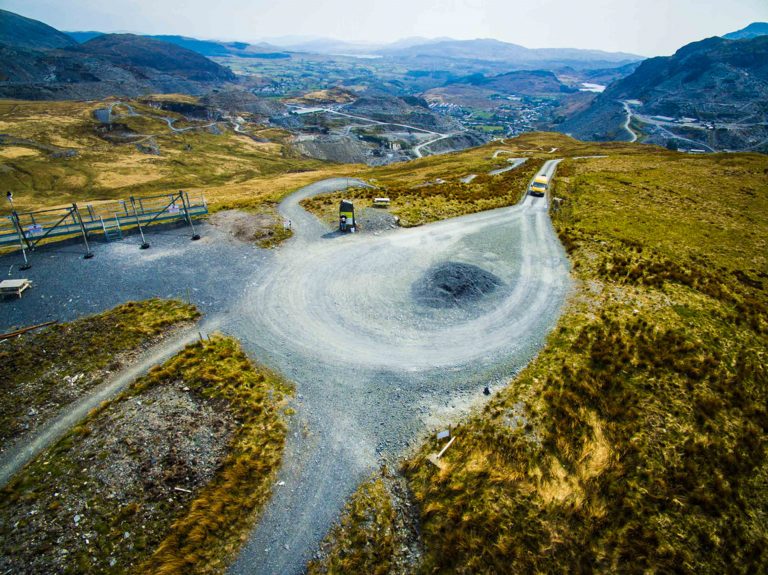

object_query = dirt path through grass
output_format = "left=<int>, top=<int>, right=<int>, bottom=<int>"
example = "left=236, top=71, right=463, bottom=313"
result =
left=0, top=322, right=211, bottom=487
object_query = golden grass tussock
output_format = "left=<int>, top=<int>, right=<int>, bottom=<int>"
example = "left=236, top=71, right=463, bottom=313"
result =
left=141, top=335, right=293, bottom=575
left=94, top=166, right=168, bottom=188
left=142, top=94, right=200, bottom=104
left=0, top=146, right=40, bottom=158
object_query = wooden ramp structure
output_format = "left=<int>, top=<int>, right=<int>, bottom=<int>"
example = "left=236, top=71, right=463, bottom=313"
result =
left=0, top=191, right=207, bottom=264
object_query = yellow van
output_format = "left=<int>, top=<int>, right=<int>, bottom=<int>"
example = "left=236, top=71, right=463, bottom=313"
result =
left=529, top=175, right=549, bottom=197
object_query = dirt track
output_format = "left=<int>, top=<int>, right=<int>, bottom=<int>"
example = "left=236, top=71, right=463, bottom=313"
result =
left=0, top=324, right=207, bottom=488
left=229, top=161, right=570, bottom=574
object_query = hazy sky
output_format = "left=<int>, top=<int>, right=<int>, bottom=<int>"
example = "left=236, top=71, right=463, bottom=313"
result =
left=2, top=0, right=767, bottom=56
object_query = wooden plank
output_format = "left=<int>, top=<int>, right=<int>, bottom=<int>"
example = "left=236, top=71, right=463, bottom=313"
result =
left=437, top=436, right=456, bottom=459
left=0, top=279, right=28, bottom=289
left=0, top=320, right=57, bottom=340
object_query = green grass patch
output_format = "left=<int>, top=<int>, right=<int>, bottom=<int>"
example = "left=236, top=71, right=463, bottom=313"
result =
left=307, top=477, right=397, bottom=575
left=301, top=158, right=544, bottom=227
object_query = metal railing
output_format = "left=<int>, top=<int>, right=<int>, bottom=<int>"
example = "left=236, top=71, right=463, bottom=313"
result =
left=1, top=191, right=208, bottom=266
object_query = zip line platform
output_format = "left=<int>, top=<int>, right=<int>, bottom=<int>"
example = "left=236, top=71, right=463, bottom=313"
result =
left=0, top=191, right=207, bottom=264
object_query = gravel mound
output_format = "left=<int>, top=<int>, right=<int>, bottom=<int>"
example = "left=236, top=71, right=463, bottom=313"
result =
left=357, top=207, right=399, bottom=233
left=412, top=262, right=504, bottom=308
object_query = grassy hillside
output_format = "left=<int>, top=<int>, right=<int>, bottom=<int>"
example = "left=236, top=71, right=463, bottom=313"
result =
left=311, top=132, right=768, bottom=573
left=0, top=98, right=360, bottom=215
left=0, top=8, right=77, bottom=50
left=301, top=133, right=655, bottom=227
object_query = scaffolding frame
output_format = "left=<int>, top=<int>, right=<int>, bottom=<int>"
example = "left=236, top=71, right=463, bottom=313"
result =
left=1, top=190, right=208, bottom=267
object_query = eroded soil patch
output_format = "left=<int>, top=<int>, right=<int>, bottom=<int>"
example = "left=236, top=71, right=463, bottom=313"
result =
left=0, top=299, right=199, bottom=454
left=0, top=380, right=234, bottom=574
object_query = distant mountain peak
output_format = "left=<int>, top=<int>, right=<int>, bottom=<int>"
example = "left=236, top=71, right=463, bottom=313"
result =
left=77, top=34, right=236, bottom=82
left=559, top=34, right=768, bottom=151
left=723, top=22, right=768, bottom=40
left=377, top=37, right=642, bottom=65
left=0, top=8, right=77, bottom=50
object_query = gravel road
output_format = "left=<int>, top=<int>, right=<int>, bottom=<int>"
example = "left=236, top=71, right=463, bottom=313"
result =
left=0, top=163, right=569, bottom=575
left=229, top=164, right=570, bottom=574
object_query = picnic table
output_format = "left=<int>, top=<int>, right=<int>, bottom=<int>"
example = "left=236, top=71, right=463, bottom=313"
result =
left=0, top=279, right=32, bottom=298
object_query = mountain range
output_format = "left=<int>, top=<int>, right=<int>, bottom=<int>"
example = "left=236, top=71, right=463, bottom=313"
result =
left=559, top=34, right=768, bottom=151
left=1, top=6, right=767, bottom=155
left=67, top=32, right=291, bottom=59
left=378, top=38, right=640, bottom=67
left=64, top=30, right=643, bottom=69
left=723, top=22, right=768, bottom=40
left=0, top=10, right=236, bottom=99
left=268, top=36, right=642, bottom=68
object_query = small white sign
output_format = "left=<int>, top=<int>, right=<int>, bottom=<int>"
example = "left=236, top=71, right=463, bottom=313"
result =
left=167, top=204, right=180, bottom=214
left=26, top=224, right=43, bottom=236
left=437, top=429, right=451, bottom=440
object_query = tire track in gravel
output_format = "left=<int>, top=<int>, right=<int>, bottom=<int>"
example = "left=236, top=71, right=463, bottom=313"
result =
left=229, top=161, right=570, bottom=575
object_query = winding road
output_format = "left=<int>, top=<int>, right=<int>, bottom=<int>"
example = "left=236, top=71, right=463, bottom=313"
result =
left=304, top=107, right=460, bottom=159
left=315, top=108, right=441, bottom=135
left=229, top=159, right=570, bottom=574
left=621, top=100, right=722, bottom=151
left=621, top=100, right=639, bottom=143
